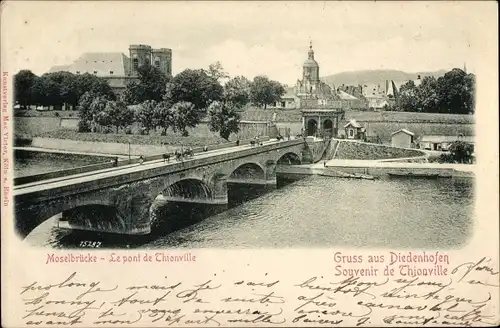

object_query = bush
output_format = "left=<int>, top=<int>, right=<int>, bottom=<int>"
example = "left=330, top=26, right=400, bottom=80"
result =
left=14, top=137, right=33, bottom=147
left=78, top=120, right=91, bottom=133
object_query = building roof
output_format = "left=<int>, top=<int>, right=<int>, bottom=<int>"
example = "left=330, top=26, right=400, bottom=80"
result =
left=391, top=128, right=415, bottom=136
left=49, top=52, right=130, bottom=77
left=48, top=65, right=71, bottom=73
left=344, top=119, right=362, bottom=128
left=419, top=135, right=475, bottom=143
left=338, top=90, right=359, bottom=100
left=303, top=58, right=319, bottom=67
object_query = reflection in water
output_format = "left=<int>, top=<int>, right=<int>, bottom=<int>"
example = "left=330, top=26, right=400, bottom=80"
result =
left=25, top=176, right=474, bottom=249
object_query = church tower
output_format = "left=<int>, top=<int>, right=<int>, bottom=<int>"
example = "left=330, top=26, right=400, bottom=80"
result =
left=303, top=41, right=320, bottom=84
left=129, top=45, right=152, bottom=76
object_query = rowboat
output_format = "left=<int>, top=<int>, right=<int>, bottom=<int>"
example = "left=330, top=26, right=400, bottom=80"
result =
left=319, top=171, right=377, bottom=180
left=387, top=172, right=442, bottom=179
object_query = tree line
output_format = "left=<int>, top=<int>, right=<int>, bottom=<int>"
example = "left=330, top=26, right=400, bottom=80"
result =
left=391, top=68, right=475, bottom=114
left=14, top=70, right=116, bottom=109
left=14, top=62, right=286, bottom=140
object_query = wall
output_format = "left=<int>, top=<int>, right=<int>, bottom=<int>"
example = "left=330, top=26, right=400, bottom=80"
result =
left=361, top=121, right=474, bottom=144
left=31, top=136, right=272, bottom=157
left=30, top=117, right=269, bottom=140
left=17, top=113, right=476, bottom=146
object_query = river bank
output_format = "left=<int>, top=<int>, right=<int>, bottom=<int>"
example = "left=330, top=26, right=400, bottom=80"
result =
left=277, top=160, right=475, bottom=179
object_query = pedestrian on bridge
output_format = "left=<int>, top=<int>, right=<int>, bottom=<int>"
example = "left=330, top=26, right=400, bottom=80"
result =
left=139, top=156, right=144, bottom=165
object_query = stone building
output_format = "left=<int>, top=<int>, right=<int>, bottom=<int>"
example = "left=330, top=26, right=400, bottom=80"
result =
left=48, top=44, right=172, bottom=96
left=294, top=41, right=343, bottom=109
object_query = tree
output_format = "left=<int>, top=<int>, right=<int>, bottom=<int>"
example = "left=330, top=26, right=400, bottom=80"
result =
left=108, top=100, right=134, bottom=133
left=224, top=76, right=251, bottom=109
left=206, top=61, right=229, bottom=82
left=75, top=73, right=115, bottom=104
left=31, top=75, right=61, bottom=107
left=208, top=101, right=240, bottom=140
left=417, top=76, right=439, bottom=113
left=436, top=68, right=474, bottom=114
left=169, top=69, right=224, bottom=112
left=43, top=71, right=78, bottom=109
left=77, top=91, right=114, bottom=132
left=14, top=70, right=37, bottom=108
left=395, top=80, right=418, bottom=112
left=448, top=141, right=474, bottom=163
left=124, top=63, right=169, bottom=104
left=155, top=100, right=175, bottom=135
left=249, top=76, right=285, bottom=109
left=464, top=73, right=476, bottom=114
left=94, top=100, right=134, bottom=133
left=170, top=101, right=200, bottom=136
left=135, top=100, right=158, bottom=134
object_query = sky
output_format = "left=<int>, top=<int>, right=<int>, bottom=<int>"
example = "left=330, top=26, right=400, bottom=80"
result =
left=1, top=1, right=492, bottom=84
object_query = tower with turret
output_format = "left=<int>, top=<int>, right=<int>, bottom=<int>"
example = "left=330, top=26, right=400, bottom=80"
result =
left=152, top=48, right=172, bottom=76
left=302, top=40, right=320, bottom=84
left=129, top=44, right=152, bottom=76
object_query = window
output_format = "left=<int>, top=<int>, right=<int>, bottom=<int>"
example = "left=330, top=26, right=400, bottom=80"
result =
left=110, top=71, right=114, bottom=75
left=349, top=129, right=354, bottom=137
left=281, top=101, right=286, bottom=107
left=93, top=71, right=97, bottom=74
left=133, top=58, right=139, bottom=70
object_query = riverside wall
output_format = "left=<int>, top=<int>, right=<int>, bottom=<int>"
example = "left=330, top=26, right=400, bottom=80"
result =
left=277, top=163, right=475, bottom=178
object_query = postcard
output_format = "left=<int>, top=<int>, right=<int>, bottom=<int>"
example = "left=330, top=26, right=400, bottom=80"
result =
left=1, top=1, right=499, bottom=327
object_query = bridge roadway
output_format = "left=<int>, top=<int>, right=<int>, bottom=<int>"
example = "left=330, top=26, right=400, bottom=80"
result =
left=16, top=139, right=298, bottom=196
left=15, top=138, right=298, bottom=196
left=14, top=138, right=305, bottom=237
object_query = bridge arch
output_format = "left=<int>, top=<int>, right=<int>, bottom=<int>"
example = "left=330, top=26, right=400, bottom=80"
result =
left=17, top=195, right=122, bottom=238
left=277, top=152, right=301, bottom=165
left=229, top=162, right=265, bottom=180
left=161, top=178, right=213, bottom=200
left=58, top=204, right=128, bottom=232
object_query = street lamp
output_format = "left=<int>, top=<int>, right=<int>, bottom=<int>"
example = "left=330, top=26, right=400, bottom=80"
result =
left=128, top=140, right=131, bottom=163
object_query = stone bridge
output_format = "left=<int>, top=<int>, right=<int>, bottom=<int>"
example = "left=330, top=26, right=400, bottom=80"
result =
left=14, top=139, right=305, bottom=238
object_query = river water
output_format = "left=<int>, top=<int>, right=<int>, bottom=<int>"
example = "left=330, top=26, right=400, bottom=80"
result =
left=25, top=175, right=474, bottom=249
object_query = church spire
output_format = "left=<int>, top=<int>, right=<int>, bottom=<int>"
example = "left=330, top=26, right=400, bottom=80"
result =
left=308, top=39, right=314, bottom=59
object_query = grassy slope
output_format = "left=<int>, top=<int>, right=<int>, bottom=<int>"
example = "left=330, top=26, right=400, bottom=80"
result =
left=38, top=130, right=231, bottom=147
left=334, top=140, right=424, bottom=160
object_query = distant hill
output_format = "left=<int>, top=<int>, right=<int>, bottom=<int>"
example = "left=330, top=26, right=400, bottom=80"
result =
left=321, top=69, right=447, bottom=87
